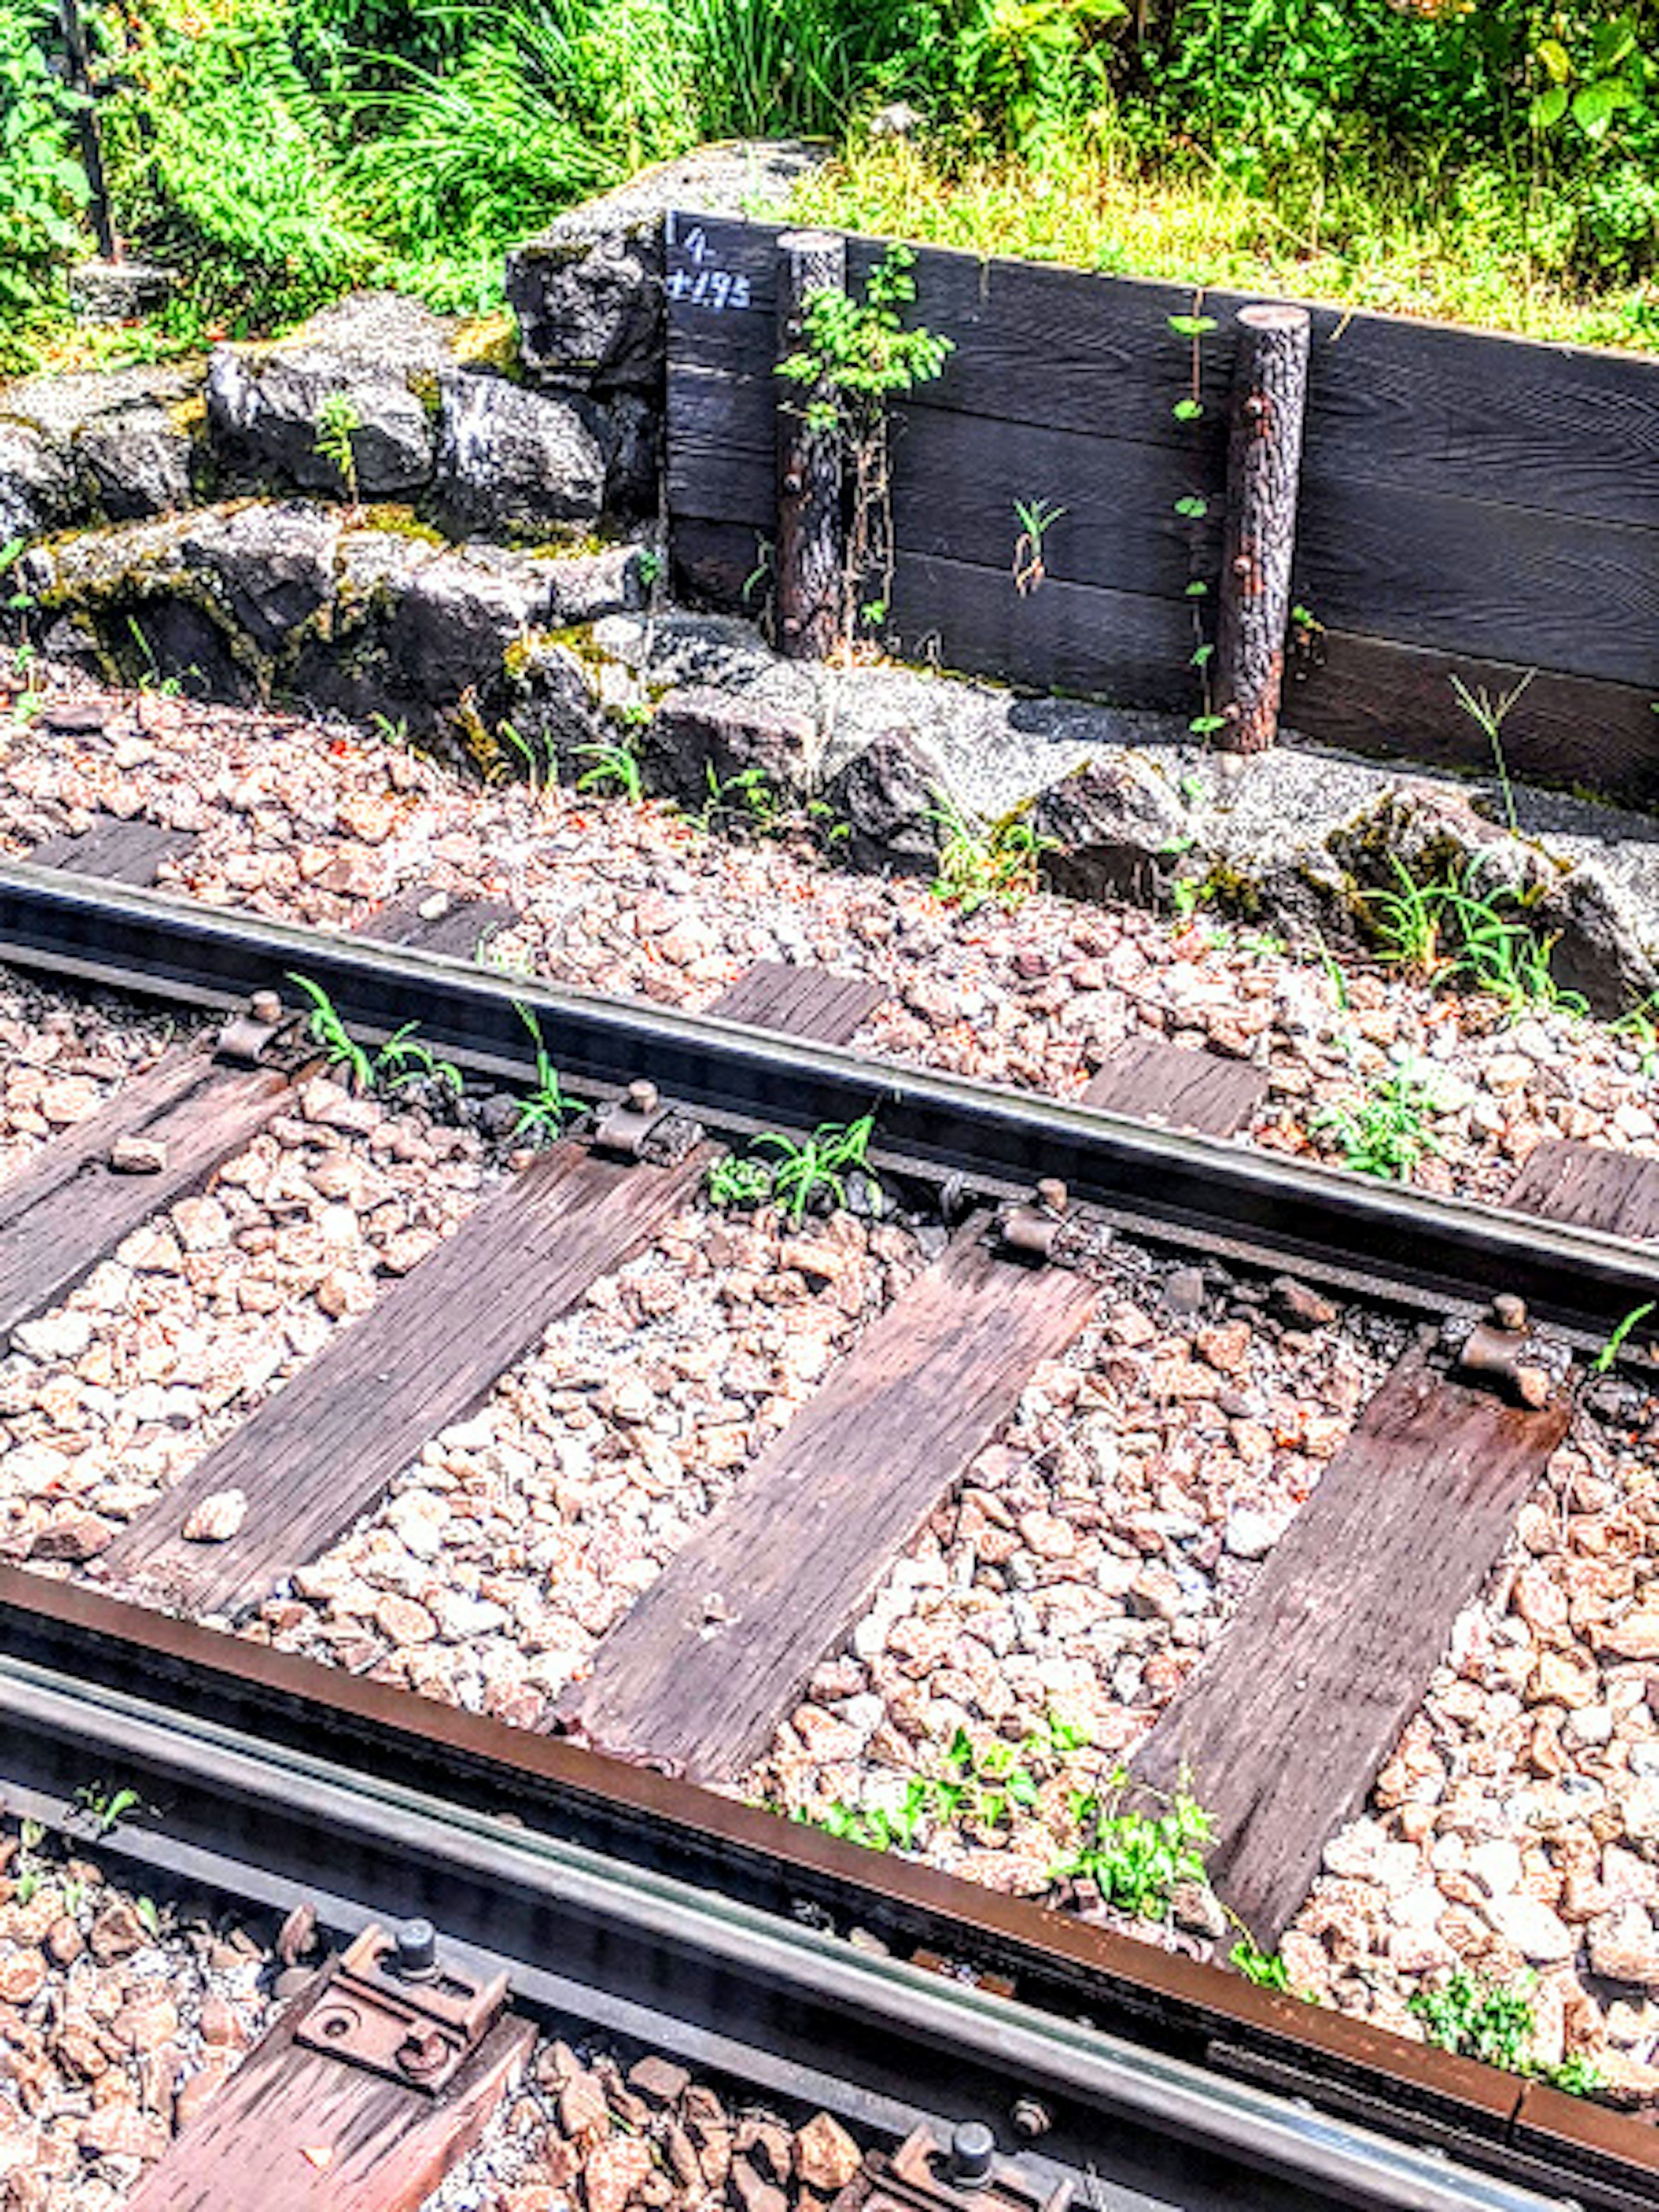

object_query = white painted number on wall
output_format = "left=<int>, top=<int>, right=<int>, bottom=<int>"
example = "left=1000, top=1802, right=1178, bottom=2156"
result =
left=665, top=216, right=757, bottom=312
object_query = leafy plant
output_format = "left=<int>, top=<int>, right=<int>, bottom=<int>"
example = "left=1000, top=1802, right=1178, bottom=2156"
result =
left=1592, top=1300, right=1656, bottom=1376
left=73, top=1781, right=143, bottom=1839
left=1450, top=668, right=1532, bottom=839
left=776, top=242, right=953, bottom=646
left=1230, top=1934, right=1295, bottom=1991
left=795, top=1711, right=1090, bottom=1857
left=1011, top=495, right=1065, bottom=594
left=313, top=390, right=362, bottom=507
left=374, top=1022, right=464, bottom=1097
left=1410, top=1971, right=1537, bottom=2075
left=574, top=731, right=645, bottom=804
left=288, top=971, right=375, bottom=1090
left=928, top=788, right=1053, bottom=913
left=0, top=0, right=91, bottom=349
left=509, top=1000, right=578, bottom=1141
left=1052, top=1765, right=1214, bottom=1921
left=1364, top=857, right=1585, bottom=1016
left=1313, top=1060, right=1446, bottom=1183
left=707, top=1114, right=883, bottom=1225
left=496, top=718, right=553, bottom=798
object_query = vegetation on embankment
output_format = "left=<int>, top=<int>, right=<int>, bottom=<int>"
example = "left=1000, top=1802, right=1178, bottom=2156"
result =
left=3, top=0, right=1656, bottom=373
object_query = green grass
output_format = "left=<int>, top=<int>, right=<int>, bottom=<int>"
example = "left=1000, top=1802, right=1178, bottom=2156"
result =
left=785, top=137, right=1659, bottom=357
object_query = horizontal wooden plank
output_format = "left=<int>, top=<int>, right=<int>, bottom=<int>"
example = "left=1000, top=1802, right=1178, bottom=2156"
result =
left=1283, top=630, right=1659, bottom=813
left=671, top=213, right=1659, bottom=530
left=1084, top=1039, right=1267, bottom=1137
left=0, top=1057, right=291, bottom=1345
left=672, top=520, right=1199, bottom=712
left=1295, top=474, right=1659, bottom=690
left=711, top=960, right=887, bottom=1042
left=669, top=364, right=1222, bottom=598
left=100, top=1144, right=709, bottom=1620
left=1506, top=1140, right=1659, bottom=1239
left=29, top=813, right=197, bottom=885
left=557, top=1227, right=1096, bottom=1780
left=1133, top=1348, right=1568, bottom=1942
left=130, top=1947, right=533, bottom=2212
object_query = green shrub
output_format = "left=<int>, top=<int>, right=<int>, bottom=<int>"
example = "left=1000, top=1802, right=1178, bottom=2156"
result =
left=0, top=0, right=91, bottom=350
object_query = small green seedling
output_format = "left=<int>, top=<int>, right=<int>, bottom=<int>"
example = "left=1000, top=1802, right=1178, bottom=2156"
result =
left=73, top=1781, right=144, bottom=1839
left=510, top=1001, right=578, bottom=1141
left=1052, top=1764, right=1214, bottom=1922
left=708, top=1115, right=884, bottom=1226
left=574, top=733, right=645, bottom=804
left=374, top=1023, right=464, bottom=1098
left=1592, top=1300, right=1656, bottom=1376
left=1011, top=496, right=1066, bottom=594
left=314, top=391, right=362, bottom=507
left=287, top=973, right=375, bottom=1091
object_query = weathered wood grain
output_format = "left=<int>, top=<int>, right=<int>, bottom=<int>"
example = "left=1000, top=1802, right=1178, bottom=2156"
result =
left=557, top=1230, right=1096, bottom=1780
left=1132, top=1348, right=1568, bottom=1941
left=670, top=215, right=1659, bottom=527
left=1294, top=472, right=1659, bottom=690
left=0, top=1055, right=290, bottom=1346
left=710, top=960, right=886, bottom=1042
left=101, top=1141, right=709, bottom=1619
left=129, top=1952, right=532, bottom=2212
left=358, top=892, right=521, bottom=960
left=1506, top=1141, right=1659, bottom=1240
left=668, top=365, right=1222, bottom=597
left=1283, top=631, right=1659, bottom=813
left=1083, top=1038, right=1267, bottom=1137
left=28, top=813, right=197, bottom=885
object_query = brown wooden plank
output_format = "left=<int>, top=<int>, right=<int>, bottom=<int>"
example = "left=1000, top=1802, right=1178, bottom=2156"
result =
left=673, top=521, right=1197, bottom=712
left=668, top=362, right=1222, bottom=598
left=711, top=959, right=886, bottom=1043
left=1132, top=1348, right=1568, bottom=1942
left=670, top=215, right=1659, bottom=528
left=100, top=1141, right=710, bottom=1619
left=1284, top=628, right=1659, bottom=814
left=1506, top=1140, right=1659, bottom=1240
left=28, top=812, right=197, bottom=884
left=0, top=1055, right=290, bottom=1345
left=1294, top=473, right=1659, bottom=691
left=129, top=1950, right=532, bottom=2212
left=1084, top=1037, right=1267, bottom=1138
left=557, top=1229, right=1096, bottom=1780
left=357, top=890, right=521, bottom=960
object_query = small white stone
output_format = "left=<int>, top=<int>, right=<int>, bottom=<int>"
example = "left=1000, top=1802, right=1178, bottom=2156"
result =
left=13, top=1311, right=93, bottom=1364
left=182, top=1489, right=248, bottom=1543
left=1485, top=1893, right=1576, bottom=1964
left=1223, top=1506, right=1278, bottom=1560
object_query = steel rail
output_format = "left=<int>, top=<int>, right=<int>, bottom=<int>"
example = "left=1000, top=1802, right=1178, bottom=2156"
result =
left=0, top=1644, right=1586, bottom=2212
left=3, top=856, right=1657, bottom=1339
left=0, top=1570, right=1651, bottom=2212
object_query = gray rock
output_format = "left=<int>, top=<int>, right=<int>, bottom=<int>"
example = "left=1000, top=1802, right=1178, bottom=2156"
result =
left=180, top=501, right=337, bottom=654
left=506, top=140, right=826, bottom=391
left=820, top=728, right=944, bottom=875
left=595, top=391, right=661, bottom=520
left=0, top=418, right=76, bottom=541
left=433, top=371, right=606, bottom=539
left=493, top=635, right=612, bottom=772
left=382, top=543, right=548, bottom=702
left=643, top=683, right=819, bottom=804
left=206, top=293, right=451, bottom=497
left=1034, top=755, right=1189, bottom=903
left=0, top=363, right=204, bottom=532
left=69, top=259, right=177, bottom=322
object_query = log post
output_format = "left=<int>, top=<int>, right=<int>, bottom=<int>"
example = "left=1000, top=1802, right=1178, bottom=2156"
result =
left=1214, top=303, right=1311, bottom=754
left=60, top=0, right=115, bottom=262
left=775, top=229, right=846, bottom=661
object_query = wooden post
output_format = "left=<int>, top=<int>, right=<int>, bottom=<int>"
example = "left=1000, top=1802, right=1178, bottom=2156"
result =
left=775, top=229, right=846, bottom=661
left=59, top=0, right=115, bottom=262
left=1214, top=303, right=1311, bottom=754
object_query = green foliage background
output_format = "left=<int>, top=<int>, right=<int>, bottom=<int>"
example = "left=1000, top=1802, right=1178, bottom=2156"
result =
left=1, top=0, right=1656, bottom=363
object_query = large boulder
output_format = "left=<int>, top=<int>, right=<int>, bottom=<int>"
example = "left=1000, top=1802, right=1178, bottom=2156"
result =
left=0, top=363, right=202, bottom=537
left=505, top=140, right=827, bottom=391
left=819, top=728, right=945, bottom=875
left=206, top=293, right=451, bottom=498
left=642, top=683, right=820, bottom=805
left=431, top=372, right=606, bottom=540
left=1033, top=755, right=1190, bottom=904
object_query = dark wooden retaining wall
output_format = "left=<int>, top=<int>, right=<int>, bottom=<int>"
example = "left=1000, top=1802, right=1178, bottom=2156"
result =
left=666, top=212, right=1659, bottom=808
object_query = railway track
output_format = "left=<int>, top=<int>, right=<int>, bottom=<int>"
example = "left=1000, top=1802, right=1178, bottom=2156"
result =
left=3, top=822, right=1659, bottom=2204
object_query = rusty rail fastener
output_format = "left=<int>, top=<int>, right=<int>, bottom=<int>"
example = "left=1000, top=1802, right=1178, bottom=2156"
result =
left=998, top=1179, right=1068, bottom=1265
left=1454, top=1296, right=1554, bottom=1409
